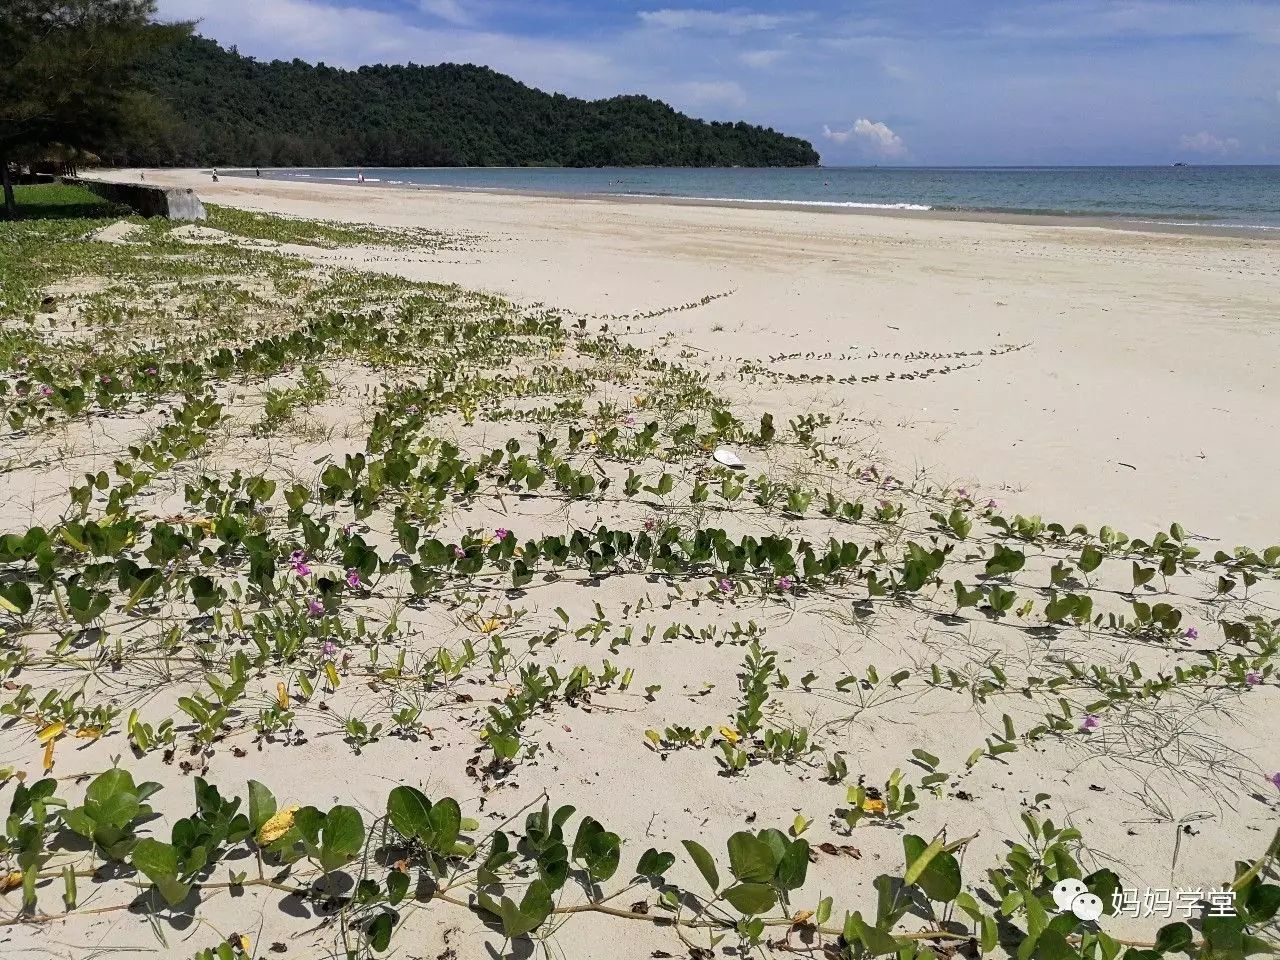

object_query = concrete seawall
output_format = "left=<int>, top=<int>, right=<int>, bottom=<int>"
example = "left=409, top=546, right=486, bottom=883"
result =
left=71, top=177, right=207, bottom=221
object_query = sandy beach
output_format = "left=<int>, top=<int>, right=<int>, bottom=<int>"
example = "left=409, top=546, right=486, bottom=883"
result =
left=116, top=169, right=1280, bottom=548
left=3, top=172, right=1277, bottom=959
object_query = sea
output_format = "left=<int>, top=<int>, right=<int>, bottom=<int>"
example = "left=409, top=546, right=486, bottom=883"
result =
left=241, top=165, right=1280, bottom=231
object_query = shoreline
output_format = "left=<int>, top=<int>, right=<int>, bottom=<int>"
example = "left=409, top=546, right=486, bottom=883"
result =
left=206, top=168, right=1280, bottom=240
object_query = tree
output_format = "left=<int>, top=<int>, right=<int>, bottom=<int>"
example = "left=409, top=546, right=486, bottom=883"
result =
left=0, top=0, right=190, bottom=218
left=115, top=36, right=820, bottom=171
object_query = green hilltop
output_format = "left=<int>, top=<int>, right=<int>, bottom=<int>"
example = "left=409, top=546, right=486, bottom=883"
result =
left=116, top=36, right=820, bottom=169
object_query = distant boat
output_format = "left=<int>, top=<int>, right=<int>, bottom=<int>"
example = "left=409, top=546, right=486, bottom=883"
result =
left=1172, top=162, right=1188, bottom=167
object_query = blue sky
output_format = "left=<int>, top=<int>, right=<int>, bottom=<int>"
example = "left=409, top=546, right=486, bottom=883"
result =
left=155, top=1, right=1280, bottom=164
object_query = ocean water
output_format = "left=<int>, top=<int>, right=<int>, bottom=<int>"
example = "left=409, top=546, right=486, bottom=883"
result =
left=244, top=165, right=1280, bottom=229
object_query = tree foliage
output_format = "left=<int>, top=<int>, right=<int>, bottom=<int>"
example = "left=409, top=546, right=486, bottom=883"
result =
left=112, top=36, right=819, bottom=169
left=0, top=0, right=190, bottom=216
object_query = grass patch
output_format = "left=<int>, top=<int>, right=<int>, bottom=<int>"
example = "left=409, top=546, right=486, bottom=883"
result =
left=205, top=203, right=468, bottom=250
left=9, top=182, right=131, bottom=221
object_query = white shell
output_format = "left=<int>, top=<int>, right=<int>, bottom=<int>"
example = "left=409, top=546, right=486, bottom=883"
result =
left=713, top=447, right=745, bottom=469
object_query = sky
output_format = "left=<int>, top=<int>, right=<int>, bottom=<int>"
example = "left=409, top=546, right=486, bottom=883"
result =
left=153, top=1, right=1280, bottom=165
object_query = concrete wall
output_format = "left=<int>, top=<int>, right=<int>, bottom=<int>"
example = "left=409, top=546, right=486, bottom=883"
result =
left=70, top=178, right=207, bottom=221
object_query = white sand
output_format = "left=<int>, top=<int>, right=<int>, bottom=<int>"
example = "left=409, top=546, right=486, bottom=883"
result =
left=4, top=170, right=1273, bottom=959
left=118, top=169, right=1280, bottom=548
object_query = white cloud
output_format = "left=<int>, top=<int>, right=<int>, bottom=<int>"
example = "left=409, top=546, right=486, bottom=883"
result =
left=156, top=0, right=614, bottom=94
left=1178, top=130, right=1241, bottom=154
left=738, top=48, right=785, bottom=68
left=418, top=0, right=471, bottom=26
left=989, top=1, right=1280, bottom=43
left=638, top=8, right=794, bottom=34
left=677, top=80, right=747, bottom=108
left=823, top=118, right=907, bottom=157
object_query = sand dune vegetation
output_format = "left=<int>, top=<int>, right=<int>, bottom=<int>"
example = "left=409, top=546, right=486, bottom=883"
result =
left=0, top=182, right=1277, bottom=960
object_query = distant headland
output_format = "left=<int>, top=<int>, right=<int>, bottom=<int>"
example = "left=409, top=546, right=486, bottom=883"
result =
left=113, top=36, right=820, bottom=170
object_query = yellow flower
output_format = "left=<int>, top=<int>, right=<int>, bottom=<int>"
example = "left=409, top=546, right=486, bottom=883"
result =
left=256, top=805, right=299, bottom=845
left=479, top=618, right=502, bottom=634
left=718, top=725, right=740, bottom=744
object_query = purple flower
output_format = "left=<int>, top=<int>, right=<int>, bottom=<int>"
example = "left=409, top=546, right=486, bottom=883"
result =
left=345, top=568, right=361, bottom=588
left=406, top=404, right=419, bottom=415
left=777, top=576, right=794, bottom=592
left=1184, top=627, right=1199, bottom=641
left=100, top=374, right=111, bottom=384
left=453, top=545, right=467, bottom=559
left=1245, top=670, right=1262, bottom=687
left=308, top=599, right=324, bottom=617
left=643, top=517, right=656, bottom=532
left=624, top=415, right=636, bottom=428
left=40, top=385, right=53, bottom=397
left=717, top=578, right=732, bottom=594
left=986, top=499, right=998, bottom=510
left=146, top=366, right=158, bottom=376
left=292, top=560, right=311, bottom=577
left=320, top=640, right=338, bottom=658
left=957, top=487, right=969, bottom=498
left=495, top=527, right=511, bottom=541
left=1270, top=772, right=1280, bottom=791
left=1081, top=714, right=1100, bottom=733
left=290, top=549, right=307, bottom=563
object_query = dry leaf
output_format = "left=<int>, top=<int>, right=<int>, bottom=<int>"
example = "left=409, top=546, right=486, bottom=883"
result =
left=1, top=871, right=23, bottom=893
left=256, top=805, right=299, bottom=845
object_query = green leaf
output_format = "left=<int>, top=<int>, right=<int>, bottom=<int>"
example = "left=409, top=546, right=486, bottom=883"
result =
left=427, top=797, right=461, bottom=853
left=0, top=581, right=33, bottom=615
left=367, top=911, right=396, bottom=952
left=722, top=881, right=777, bottom=915
left=682, top=839, right=719, bottom=893
left=247, top=780, right=276, bottom=833
left=637, top=848, right=675, bottom=878
left=903, top=834, right=944, bottom=887
left=1155, top=922, right=1194, bottom=954
left=318, top=805, right=364, bottom=873
left=131, top=838, right=191, bottom=907
left=386, top=870, right=410, bottom=906
left=776, top=839, right=809, bottom=891
left=1035, top=929, right=1077, bottom=960
left=386, top=786, right=431, bottom=841
left=845, top=912, right=900, bottom=956
left=727, top=831, right=777, bottom=883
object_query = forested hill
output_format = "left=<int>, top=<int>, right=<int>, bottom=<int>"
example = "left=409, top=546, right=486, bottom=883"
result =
left=119, top=36, right=819, bottom=168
